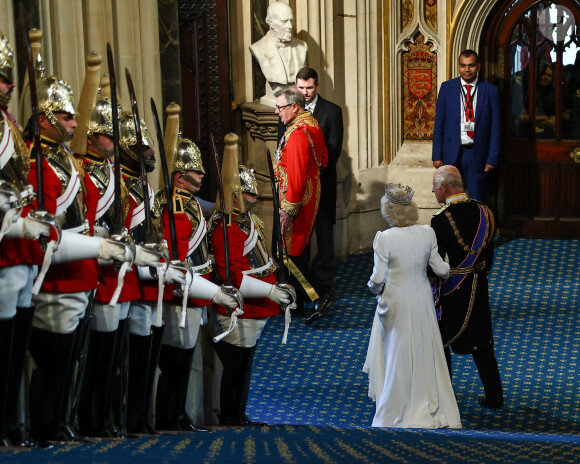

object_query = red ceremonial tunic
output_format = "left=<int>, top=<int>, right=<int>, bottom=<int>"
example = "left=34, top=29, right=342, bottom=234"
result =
left=160, top=187, right=212, bottom=307
left=275, top=110, right=328, bottom=256
left=210, top=211, right=278, bottom=319
left=38, top=148, right=100, bottom=293
left=92, top=158, right=141, bottom=304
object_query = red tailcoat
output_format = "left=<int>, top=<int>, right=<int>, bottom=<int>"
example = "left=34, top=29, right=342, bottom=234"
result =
left=275, top=110, right=328, bottom=256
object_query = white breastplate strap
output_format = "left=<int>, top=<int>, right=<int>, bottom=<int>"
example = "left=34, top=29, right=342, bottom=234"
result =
left=0, top=115, right=14, bottom=170
left=129, top=182, right=154, bottom=230
left=187, top=211, right=207, bottom=255
left=95, top=162, right=115, bottom=220
left=55, top=155, right=81, bottom=216
left=243, top=217, right=258, bottom=257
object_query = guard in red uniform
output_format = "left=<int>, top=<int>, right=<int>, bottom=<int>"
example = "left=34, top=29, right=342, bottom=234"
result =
left=273, top=86, right=332, bottom=323
left=154, top=138, right=237, bottom=431
left=0, top=32, right=54, bottom=448
left=210, top=134, right=295, bottom=426
left=24, top=62, right=130, bottom=443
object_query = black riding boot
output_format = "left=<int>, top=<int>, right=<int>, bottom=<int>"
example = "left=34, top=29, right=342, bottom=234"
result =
left=126, top=333, right=153, bottom=434
left=112, top=318, right=130, bottom=437
left=144, top=325, right=165, bottom=434
left=77, top=329, right=118, bottom=436
left=6, top=306, right=35, bottom=447
left=67, top=308, right=93, bottom=436
left=28, top=327, right=77, bottom=442
left=239, top=344, right=267, bottom=426
left=155, top=345, right=194, bottom=430
left=214, top=341, right=245, bottom=425
left=0, top=317, right=15, bottom=447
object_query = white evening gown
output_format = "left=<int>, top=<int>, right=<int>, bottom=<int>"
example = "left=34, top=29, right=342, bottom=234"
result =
left=363, top=224, right=462, bottom=429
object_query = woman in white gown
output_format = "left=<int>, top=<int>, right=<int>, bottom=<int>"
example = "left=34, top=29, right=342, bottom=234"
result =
left=363, top=184, right=461, bottom=429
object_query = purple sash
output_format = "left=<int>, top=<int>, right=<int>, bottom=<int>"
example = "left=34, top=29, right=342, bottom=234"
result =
left=441, top=204, right=487, bottom=296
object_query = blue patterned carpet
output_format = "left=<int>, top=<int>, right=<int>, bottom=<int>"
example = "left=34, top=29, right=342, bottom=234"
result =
left=1, top=238, right=579, bottom=463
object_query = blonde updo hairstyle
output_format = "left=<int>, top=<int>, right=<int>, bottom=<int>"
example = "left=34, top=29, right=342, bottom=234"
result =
left=380, top=185, right=419, bottom=227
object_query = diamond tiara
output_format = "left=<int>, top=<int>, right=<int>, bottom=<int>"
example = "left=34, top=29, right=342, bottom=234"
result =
left=384, top=183, right=414, bottom=205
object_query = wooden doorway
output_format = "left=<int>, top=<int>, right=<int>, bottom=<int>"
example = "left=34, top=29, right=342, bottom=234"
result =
left=482, top=0, right=580, bottom=238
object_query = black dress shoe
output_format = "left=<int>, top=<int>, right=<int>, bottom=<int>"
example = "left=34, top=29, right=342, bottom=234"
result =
left=178, top=415, right=208, bottom=432
left=305, top=294, right=334, bottom=325
left=478, top=395, right=504, bottom=409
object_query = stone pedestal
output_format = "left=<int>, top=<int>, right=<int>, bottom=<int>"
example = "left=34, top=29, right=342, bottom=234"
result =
left=240, top=101, right=281, bottom=254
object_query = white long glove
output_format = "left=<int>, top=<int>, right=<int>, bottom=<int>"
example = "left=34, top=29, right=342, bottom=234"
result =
left=5, top=215, right=51, bottom=239
left=187, top=273, right=238, bottom=309
left=51, top=232, right=130, bottom=264
left=163, top=264, right=188, bottom=285
left=134, top=245, right=164, bottom=268
left=239, top=274, right=292, bottom=305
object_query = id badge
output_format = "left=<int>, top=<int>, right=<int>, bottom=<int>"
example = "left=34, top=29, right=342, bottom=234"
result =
left=463, top=122, right=474, bottom=131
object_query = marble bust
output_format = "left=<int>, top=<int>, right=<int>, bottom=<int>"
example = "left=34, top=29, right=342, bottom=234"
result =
left=249, top=1, right=307, bottom=106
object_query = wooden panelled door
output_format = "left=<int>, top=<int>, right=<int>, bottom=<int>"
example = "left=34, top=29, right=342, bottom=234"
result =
left=482, top=0, right=580, bottom=238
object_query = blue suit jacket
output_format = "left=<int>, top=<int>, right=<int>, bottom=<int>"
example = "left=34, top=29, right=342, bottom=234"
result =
left=432, top=78, right=501, bottom=169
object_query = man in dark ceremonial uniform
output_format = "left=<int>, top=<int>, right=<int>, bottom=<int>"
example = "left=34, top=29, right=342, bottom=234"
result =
left=431, top=165, right=503, bottom=409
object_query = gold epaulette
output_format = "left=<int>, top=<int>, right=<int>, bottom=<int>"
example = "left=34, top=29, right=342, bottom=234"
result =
left=232, top=211, right=252, bottom=235
left=282, top=110, right=319, bottom=144
left=433, top=203, right=451, bottom=216
left=207, top=211, right=222, bottom=236
left=152, top=189, right=167, bottom=218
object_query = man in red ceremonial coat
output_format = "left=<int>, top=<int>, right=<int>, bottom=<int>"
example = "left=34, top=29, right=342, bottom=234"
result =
left=274, top=86, right=332, bottom=324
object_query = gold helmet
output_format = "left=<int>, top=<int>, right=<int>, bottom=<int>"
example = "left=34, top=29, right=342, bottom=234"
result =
left=119, top=111, right=153, bottom=161
left=174, top=137, right=205, bottom=174
left=86, top=92, right=122, bottom=157
left=36, top=71, right=77, bottom=141
left=239, top=165, right=259, bottom=196
left=0, top=32, right=14, bottom=106
left=0, top=32, right=14, bottom=84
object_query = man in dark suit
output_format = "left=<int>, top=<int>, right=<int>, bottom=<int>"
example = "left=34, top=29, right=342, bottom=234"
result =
left=431, top=165, right=503, bottom=409
left=278, top=68, right=343, bottom=321
left=432, top=50, right=500, bottom=202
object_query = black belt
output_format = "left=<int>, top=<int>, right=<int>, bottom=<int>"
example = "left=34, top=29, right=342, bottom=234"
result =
left=461, top=143, right=474, bottom=149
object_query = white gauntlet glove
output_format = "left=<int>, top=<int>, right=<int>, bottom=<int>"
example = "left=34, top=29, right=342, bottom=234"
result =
left=135, top=245, right=164, bottom=268
left=163, top=264, right=188, bottom=285
left=98, top=238, right=131, bottom=262
left=5, top=215, right=51, bottom=239
left=239, top=275, right=292, bottom=305
left=212, top=288, right=239, bottom=309
left=268, top=284, right=293, bottom=305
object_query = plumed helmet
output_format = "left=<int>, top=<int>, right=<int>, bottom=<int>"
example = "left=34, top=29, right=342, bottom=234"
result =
left=0, top=32, right=14, bottom=84
left=239, top=165, right=259, bottom=196
left=87, top=93, right=120, bottom=138
left=119, top=111, right=153, bottom=161
left=173, top=137, right=205, bottom=174
left=36, top=74, right=76, bottom=116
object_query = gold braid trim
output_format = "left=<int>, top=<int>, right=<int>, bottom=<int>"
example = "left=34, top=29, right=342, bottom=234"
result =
left=281, top=198, right=302, bottom=216
left=444, top=204, right=493, bottom=255
left=444, top=272, right=478, bottom=348
left=286, top=256, right=319, bottom=302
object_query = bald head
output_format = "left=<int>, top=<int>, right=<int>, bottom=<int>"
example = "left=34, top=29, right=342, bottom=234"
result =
left=432, top=166, right=464, bottom=203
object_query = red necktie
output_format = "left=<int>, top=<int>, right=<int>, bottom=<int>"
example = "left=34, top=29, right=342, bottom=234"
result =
left=465, top=84, right=474, bottom=139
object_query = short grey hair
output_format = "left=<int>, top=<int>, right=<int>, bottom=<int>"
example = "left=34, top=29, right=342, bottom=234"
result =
left=274, top=86, right=305, bottom=109
left=381, top=189, right=419, bottom=227
left=433, top=168, right=464, bottom=189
